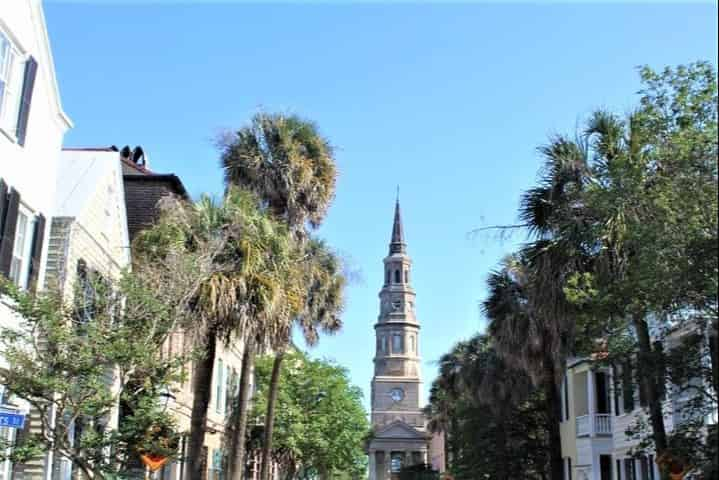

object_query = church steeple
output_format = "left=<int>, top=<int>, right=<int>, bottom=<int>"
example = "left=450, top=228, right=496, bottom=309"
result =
left=389, top=195, right=406, bottom=254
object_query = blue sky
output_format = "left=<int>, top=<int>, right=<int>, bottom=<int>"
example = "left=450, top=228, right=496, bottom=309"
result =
left=44, top=1, right=717, bottom=410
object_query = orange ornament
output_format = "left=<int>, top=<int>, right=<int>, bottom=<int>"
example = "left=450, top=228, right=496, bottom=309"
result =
left=140, top=453, right=169, bottom=472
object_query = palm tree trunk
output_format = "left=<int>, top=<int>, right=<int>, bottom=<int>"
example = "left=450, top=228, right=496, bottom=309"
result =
left=188, top=328, right=217, bottom=480
left=229, top=339, right=256, bottom=480
left=495, top=417, right=509, bottom=480
left=709, top=319, right=718, bottom=402
left=543, top=360, right=563, bottom=480
left=633, top=314, right=668, bottom=453
left=260, top=348, right=286, bottom=480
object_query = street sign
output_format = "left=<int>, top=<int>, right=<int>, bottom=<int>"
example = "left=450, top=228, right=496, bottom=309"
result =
left=0, top=410, right=26, bottom=429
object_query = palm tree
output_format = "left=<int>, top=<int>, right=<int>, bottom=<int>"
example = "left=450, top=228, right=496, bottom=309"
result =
left=133, top=188, right=293, bottom=480
left=424, top=334, right=533, bottom=479
left=479, top=133, right=592, bottom=480
left=257, top=238, right=345, bottom=480
left=220, top=112, right=340, bottom=480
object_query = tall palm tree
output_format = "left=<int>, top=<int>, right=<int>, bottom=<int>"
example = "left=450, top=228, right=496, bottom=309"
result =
left=133, top=188, right=293, bottom=480
left=480, top=133, right=591, bottom=480
left=424, top=334, right=533, bottom=479
left=220, top=112, right=340, bottom=480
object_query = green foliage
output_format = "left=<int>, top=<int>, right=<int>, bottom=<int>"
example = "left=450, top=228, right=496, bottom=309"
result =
left=425, top=335, right=549, bottom=480
left=249, top=350, right=369, bottom=478
left=0, top=272, right=185, bottom=479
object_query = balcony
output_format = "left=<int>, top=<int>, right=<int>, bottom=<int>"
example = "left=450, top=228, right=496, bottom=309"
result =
left=576, top=413, right=612, bottom=437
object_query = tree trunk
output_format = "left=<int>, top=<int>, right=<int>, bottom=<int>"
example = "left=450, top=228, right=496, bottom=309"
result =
left=260, top=349, right=286, bottom=480
left=633, top=314, right=668, bottom=453
left=495, top=415, right=509, bottom=480
left=543, top=360, right=564, bottom=480
left=229, top=339, right=256, bottom=480
left=709, top=319, right=718, bottom=401
left=187, top=328, right=217, bottom=480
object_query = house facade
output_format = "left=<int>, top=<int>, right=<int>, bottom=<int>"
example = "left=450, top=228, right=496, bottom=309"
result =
left=1, top=1, right=72, bottom=478
left=560, top=323, right=717, bottom=480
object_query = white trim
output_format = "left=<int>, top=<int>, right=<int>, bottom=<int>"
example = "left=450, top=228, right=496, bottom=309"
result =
left=29, top=0, right=72, bottom=130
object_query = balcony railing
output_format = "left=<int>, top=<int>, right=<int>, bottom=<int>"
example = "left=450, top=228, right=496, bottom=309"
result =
left=576, top=414, right=612, bottom=437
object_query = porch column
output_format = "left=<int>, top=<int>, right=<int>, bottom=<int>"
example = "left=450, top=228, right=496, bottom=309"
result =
left=587, top=369, right=596, bottom=437
left=368, top=450, right=377, bottom=480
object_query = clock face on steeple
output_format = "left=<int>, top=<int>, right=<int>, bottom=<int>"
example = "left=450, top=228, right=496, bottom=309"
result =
left=390, top=387, right=404, bottom=403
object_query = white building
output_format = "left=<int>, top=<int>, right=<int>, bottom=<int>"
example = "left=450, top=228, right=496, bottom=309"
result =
left=1, top=1, right=72, bottom=478
left=560, top=323, right=716, bottom=480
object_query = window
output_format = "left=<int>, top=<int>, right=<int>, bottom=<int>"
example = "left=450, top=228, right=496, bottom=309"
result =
left=216, top=359, right=224, bottom=414
left=410, top=335, right=415, bottom=353
left=386, top=269, right=390, bottom=284
left=600, top=455, right=612, bottom=480
left=380, top=335, right=387, bottom=354
left=394, top=269, right=400, bottom=284
left=390, top=452, right=403, bottom=473
left=225, top=368, right=237, bottom=416
left=0, top=31, right=23, bottom=136
left=639, top=456, right=651, bottom=480
left=8, top=209, right=29, bottom=287
left=622, top=361, right=635, bottom=413
left=0, top=423, right=16, bottom=480
left=624, top=459, right=636, bottom=480
left=211, top=448, right=224, bottom=480
left=392, top=333, right=403, bottom=354
left=562, top=374, right=570, bottom=421
left=404, top=269, right=409, bottom=283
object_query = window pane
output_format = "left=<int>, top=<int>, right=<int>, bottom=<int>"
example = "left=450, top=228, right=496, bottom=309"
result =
left=13, top=212, right=27, bottom=257
left=392, top=334, right=402, bottom=354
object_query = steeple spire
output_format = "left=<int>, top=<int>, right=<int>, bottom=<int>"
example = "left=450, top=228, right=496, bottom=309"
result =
left=389, top=190, right=406, bottom=254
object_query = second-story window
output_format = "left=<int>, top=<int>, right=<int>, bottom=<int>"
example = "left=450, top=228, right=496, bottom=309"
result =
left=0, top=29, right=37, bottom=146
left=8, top=209, right=29, bottom=286
left=0, top=32, right=21, bottom=134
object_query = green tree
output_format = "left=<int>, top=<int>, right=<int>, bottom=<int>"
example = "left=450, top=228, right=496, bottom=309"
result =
left=134, top=188, right=299, bottom=479
left=571, top=62, right=717, bottom=467
left=249, top=350, right=369, bottom=479
left=220, top=112, right=342, bottom=480
left=0, top=273, right=183, bottom=479
left=424, top=334, right=548, bottom=480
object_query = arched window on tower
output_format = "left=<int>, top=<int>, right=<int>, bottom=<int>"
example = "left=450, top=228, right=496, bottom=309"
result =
left=410, top=335, right=415, bottom=353
left=380, top=336, right=387, bottom=353
left=386, top=269, right=390, bottom=284
left=404, top=269, right=409, bottom=283
left=394, top=269, right=401, bottom=284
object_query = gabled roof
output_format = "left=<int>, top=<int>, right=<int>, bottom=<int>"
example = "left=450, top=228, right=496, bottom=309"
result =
left=374, top=420, right=429, bottom=441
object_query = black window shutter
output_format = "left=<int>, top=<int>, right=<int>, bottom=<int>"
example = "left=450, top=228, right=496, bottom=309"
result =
left=0, top=188, right=21, bottom=277
left=612, top=364, right=621, bottom=415
left=563, top=374, right=570, bottom=421
left=616, top=459, right=622, bottom=480
left=622, top=360, right=635, bottom=412
left=16, top=56, right=38, bottom=147
left=0, top=179, right=8, bottom=236
left=27, top=213, right=45, bottom=292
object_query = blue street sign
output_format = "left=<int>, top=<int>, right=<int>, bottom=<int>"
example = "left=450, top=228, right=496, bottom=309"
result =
left=0, top=411, right=26, bottom=429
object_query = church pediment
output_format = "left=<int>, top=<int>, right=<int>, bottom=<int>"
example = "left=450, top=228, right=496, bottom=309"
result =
left=374, top=420, right=429, bottom=440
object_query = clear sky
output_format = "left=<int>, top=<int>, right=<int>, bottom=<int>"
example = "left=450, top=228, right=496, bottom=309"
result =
left=44, top=1, right=717, bottom=411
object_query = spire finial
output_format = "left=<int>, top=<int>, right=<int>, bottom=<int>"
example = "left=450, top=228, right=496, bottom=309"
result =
left=389, top=189, right=406, bottom=254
